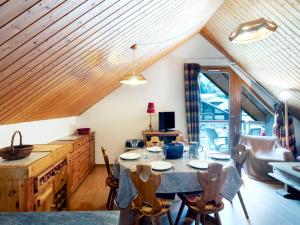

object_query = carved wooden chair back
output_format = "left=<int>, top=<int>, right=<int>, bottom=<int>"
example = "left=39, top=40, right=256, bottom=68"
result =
left=130, top=165, right=162, bottom=214
left=101, top=147, right=112, bottom=177
left=232, top=144, right=247, bottom=177
left=196, top=162, right=226, bottom=209
left=146, top=136, right=164, bottom=147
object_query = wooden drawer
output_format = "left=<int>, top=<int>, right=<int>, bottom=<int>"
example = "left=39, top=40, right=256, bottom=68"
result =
left=73, top=139, right=82, bottom=149
left=82, top=136, right=90, bottom=144
left=65, top=132, right=95, bottom=196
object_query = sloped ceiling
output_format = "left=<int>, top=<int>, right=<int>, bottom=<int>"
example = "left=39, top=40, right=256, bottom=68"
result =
left=201, top=0, right=300, bottom=116
left=0, top=0, right=223, bottom=124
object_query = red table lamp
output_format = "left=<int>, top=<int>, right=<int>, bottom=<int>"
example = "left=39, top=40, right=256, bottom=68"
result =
left=147, top=102, right=155, bottom=131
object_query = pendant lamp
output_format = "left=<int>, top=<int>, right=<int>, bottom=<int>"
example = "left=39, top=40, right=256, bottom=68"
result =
left=120, top=44, right=147, bottom=85
left=229, top=18, right=277, bottom=44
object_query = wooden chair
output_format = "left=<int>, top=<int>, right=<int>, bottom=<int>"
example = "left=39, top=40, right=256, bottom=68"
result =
left=101, top=147, right=119, bottom=210
left=232, top=144, right=249, bottom=219
left=146, top=136, right=164, bottom=147
left=175, top=163, right=226, bottom=225
left=130, top=165, right=173, bottom=225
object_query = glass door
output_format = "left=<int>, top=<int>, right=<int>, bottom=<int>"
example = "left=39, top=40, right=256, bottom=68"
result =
left=199, top=72, right=230, bottom=153
left=241, top=86, right=274, bottom=136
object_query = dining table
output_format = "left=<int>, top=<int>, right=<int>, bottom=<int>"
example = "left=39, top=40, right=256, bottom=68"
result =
left=113, top=148, right=242, bottom=211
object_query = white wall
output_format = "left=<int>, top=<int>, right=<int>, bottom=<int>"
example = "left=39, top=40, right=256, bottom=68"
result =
left=0, top=117, right=78, bottom=148
left=78, top=34, right=229, bottom=164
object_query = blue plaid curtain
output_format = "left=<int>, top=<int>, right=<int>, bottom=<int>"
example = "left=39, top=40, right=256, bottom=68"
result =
left=274, top=103, right=297, bottom=157
left=184, top=63, right=201, bottom=142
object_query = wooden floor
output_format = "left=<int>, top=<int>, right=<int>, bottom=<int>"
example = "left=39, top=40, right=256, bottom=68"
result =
left=70, top=166, right=300, bottom=225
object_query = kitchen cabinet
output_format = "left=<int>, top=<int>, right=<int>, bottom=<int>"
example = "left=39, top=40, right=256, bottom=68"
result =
left=0, top=145, right=70, bottom=212
left=0, top=132, right=95, bottom=212
left=51, top=132, right=96, bottom=196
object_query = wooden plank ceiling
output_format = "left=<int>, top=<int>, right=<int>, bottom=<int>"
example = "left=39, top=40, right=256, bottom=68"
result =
left=201, top=0, right=300, bottom=116
left=0, top=0, right=222, bottom=124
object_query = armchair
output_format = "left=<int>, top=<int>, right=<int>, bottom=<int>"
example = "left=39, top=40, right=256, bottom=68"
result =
left=203, top=128, right=227, bottom=151
left=239, top=135, right=295, bottom=180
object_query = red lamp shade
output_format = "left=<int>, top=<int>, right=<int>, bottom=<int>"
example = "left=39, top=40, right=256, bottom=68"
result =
left=147, top=102, right=155, bottom=113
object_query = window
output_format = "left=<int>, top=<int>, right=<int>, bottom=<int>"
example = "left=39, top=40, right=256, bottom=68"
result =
left=241, top=86, right=274, bottom=136
left=199, top=72, right=229, bottom=152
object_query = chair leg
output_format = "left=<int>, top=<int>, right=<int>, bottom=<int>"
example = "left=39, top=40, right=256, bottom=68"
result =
left=156, top=216, right=162, bottom=225
left=200, top=214, right=206, bottom=225
left=106, top=189, right=112, bottom=209
left=134, top=212, right=141, bottom=225
left=174, top=201, right=185, bottom=225
left=167, top=210, right=174, bottom=225
left=238, top=191, right=249, bottom=219
left=150, top=217, right=156, bottom=225
left=195, top=214, right=200, bottom=225
left=109, top=189, right=116, bottom=210
left=111, top=189, right=117, bottom=210
left=215, top=213, right=222, bottom=225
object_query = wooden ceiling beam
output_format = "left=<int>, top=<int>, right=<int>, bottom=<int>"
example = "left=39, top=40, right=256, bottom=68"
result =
left=0, top=0, right=191, bottom=121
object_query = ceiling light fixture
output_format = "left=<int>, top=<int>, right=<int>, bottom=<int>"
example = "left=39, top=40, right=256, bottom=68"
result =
left=120, top=44, right=147, bottom=85
left=229, top=18, right=277, bottom=44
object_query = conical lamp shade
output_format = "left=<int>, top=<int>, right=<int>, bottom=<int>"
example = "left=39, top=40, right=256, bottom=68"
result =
left=120, top=44, right=147, bottom=85
left=120, top=74, right=147, bottom=85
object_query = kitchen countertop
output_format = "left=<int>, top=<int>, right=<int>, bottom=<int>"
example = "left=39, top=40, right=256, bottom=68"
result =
left=0, top=211, right=120, bottom=225
left=0, top=145, right=65, bottom=167
left=0, top=144, right=71, bottom=178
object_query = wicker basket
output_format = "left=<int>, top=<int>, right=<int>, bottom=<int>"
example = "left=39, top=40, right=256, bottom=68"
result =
left=0, top=131, right=33, bottom=160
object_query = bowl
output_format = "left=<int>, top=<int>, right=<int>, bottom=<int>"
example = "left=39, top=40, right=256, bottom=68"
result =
left=163, top=143, right=184, bottom=159
left=77, top=128, right=91, bottom=134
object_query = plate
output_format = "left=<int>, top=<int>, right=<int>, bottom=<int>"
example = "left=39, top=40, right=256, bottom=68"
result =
left=120, top=152, right=141, bottom=160
left=146, top=147, right=162, bottom=153
left=188, top=160, right=208, bottom=169
left=149, top=161, right=173, bottom=171
left=210, top=153, right=231, bottom=160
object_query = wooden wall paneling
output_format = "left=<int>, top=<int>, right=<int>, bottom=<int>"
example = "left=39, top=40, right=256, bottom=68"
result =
left=0, top=0, right=150, bottom=115
left=1, top=0, right=197, bottom=123
left=234, top=0, right=300, bottom=92
left=204, top=3, right=288, bottom=79
left=0, top=0, right=189, bottom=122
left=203, top=16, right=295, bottom=92
left=211, top=5, right=297, bottom=81
left=0, top=0, right=67, bottom=45
left=36, top=31, right=199, bottom=119
left=26, top=3, right=206, bottom=119
left=0, top=0, right=41, bottom=27
left=238, top=0, right=299, bottom=72
left=0, top=0, right=94, bottom=59
left=0, top=1, right=9, bottom=6
left=4, top=0, right=199, bottom=120
left=0, top=0, right=223, bottom=124
left=202, top=0, right=300, bottom=114
left=15, top=19, right=200, bottom=121
left=0, top=0, right=127, bottom=81
left=0, top=0, right=155, bottom=97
